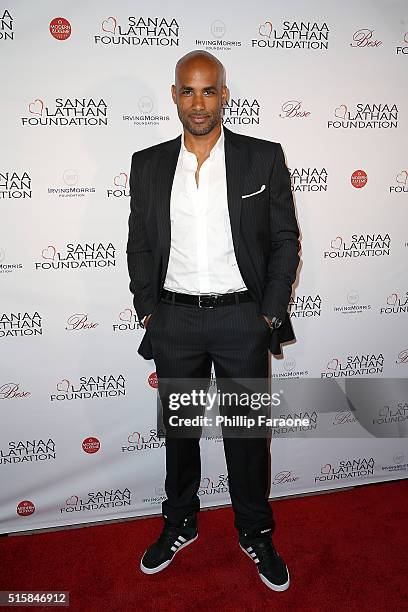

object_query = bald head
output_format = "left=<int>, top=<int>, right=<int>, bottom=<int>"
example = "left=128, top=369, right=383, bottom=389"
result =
left=171, top=50, right=228, bottom=136
left=175, top=51, right=226, bottom=87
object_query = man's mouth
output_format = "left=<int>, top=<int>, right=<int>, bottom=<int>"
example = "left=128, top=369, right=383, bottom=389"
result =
left=190, top=114, right=209, bottom=123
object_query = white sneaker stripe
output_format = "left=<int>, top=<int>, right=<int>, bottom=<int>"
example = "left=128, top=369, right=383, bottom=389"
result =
left=170, top=546, right=177, bottom=552
left=178, top=536, right=187, bottom=543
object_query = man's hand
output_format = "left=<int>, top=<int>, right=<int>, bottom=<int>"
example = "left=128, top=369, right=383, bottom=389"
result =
left=261, top=314, right=273, bottom=328
left=143, top=313, right=152, bottom=328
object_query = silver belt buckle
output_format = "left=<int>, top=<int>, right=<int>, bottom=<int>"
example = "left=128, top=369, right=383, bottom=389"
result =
left=198, top=294, right=217, bottom=308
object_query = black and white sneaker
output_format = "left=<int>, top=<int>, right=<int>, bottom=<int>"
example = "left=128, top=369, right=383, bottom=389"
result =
left=140, top=516, right=198, bottom=574
left=239, top=529, right=290, bottom=591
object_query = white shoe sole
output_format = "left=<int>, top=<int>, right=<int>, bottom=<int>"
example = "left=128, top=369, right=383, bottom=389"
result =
left=239, top=543, right=290, bottom=592
left=140, top=534, right=198, bottom=575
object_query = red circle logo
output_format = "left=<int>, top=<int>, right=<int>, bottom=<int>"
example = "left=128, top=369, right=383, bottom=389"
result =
left=50, top=17, right=71, bottom=41
left=351, top=170, right=367, bottom=188
left=82, top=437, right=100, bottom=454
left=148, top=372, right=158, bottom=388
left=17, top=500, right=35, bottom=516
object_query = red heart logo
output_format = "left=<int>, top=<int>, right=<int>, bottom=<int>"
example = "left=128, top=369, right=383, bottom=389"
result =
left=320, top=463, right=331, bottom=474
left=28, top=99, right=44, bottom=116
left=127, top=432, right=141, bottom=444
left=327, top=358, right=339, bottom=370
left=119, top=308, right=132, bottom=321
left=259, top=21, right=273, bottom=38
left=200, top=477, right=211, bottom=489
left=102, top=16, right=117, bottom=34
left=396, top=171, right=408, bottom=185
left=66, top=495, right=79, bottom=505
left=334, top=104, right=347, bottom=119
left=57, top=379, right=70, bottom=392
left=114, top=173, right=128, bottom=188
left=42, top=245, right=56, bottom=260
left=387, top=293, right=398, bottom=305
left=330, top=236, right=342, bottom=250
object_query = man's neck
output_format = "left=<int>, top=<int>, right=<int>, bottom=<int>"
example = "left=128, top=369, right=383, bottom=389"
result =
left=183, top=124, right=222, bottom=163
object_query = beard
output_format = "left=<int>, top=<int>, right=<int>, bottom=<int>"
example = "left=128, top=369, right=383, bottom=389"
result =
left=178, top=109, right=221, bottom=136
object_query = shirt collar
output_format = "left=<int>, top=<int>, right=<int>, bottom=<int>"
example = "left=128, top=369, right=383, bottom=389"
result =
left=180, top=125, right=224, bottom=159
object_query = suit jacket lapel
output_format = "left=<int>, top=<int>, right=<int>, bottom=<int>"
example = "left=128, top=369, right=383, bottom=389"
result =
left=156, top=135, right=181, bottom=282
left=224, top=126, right=245, bottom=259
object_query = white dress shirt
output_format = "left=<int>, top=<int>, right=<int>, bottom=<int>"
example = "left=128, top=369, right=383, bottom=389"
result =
left=163, top=127, right=247, bottom=295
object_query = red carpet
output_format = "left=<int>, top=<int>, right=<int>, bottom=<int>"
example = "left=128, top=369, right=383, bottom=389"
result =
left=1, top=480, right=407, bottom=611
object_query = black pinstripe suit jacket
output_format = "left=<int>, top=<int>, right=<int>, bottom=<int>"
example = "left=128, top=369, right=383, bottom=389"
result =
left=126, top=125, right=300, bottom=358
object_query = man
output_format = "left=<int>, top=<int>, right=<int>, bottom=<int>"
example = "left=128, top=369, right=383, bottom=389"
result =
left=126, top=50, right=300, bottom=592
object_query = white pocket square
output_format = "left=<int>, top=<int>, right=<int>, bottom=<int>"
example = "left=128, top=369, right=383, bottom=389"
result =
left=241, top=184, right=266, bottom=199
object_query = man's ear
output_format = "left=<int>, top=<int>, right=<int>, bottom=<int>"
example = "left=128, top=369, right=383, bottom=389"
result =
left=171, top=84, right=177, bottom=104
left=221, top=85, right=229, bottom=106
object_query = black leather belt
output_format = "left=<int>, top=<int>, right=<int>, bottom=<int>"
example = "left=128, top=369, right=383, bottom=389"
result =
left=160, top=289, right=253, bottom=308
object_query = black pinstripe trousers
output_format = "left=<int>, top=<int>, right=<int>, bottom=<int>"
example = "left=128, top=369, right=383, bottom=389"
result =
left=147, top=294, right=275, bottom=535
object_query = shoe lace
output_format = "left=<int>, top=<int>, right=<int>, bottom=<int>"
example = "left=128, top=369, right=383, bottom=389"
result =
left=250, top=538, right=280, bottom=566
left=157, top=524, right=181, bottom=548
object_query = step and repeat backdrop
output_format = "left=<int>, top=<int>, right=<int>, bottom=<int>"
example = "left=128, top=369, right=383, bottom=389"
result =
left=1, top=0, right=407, bottom=533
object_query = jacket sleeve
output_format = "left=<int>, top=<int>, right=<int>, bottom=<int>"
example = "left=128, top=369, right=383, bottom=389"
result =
left=260, top=143, right=300, bottom=322
left=126, top=153, right=156, bottom=320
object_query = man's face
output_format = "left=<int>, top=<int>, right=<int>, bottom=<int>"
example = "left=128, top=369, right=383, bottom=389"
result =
left=171, top=59, right=227, bottom=136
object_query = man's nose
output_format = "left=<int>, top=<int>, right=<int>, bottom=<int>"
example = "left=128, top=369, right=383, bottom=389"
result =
left=191, top=93, right=205, bottom=110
